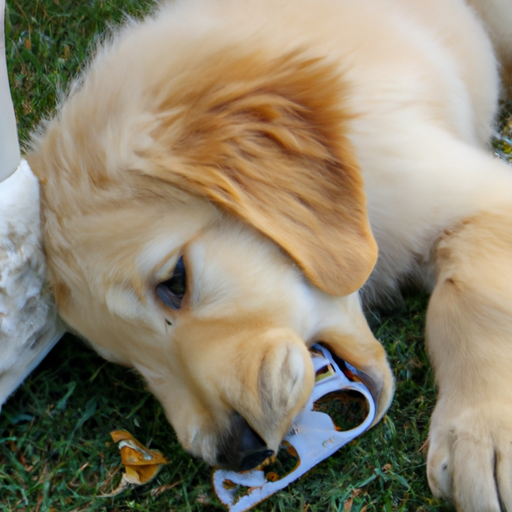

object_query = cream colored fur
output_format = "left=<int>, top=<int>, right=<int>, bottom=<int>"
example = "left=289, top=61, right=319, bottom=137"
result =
left=27, top=0, right=512, bottom=509
left=466, top=0, right=512, bottom=91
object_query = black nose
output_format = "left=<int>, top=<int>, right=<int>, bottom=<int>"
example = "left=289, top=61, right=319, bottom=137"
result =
left=216, top=414, right=274, bottom=471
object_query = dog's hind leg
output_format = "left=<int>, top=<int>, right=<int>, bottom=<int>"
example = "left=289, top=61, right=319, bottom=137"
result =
left=426, top=207, right=512, bottom=512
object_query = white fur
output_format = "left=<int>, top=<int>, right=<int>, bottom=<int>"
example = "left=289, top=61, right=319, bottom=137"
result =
left=0, top=161, right=64, bottom=408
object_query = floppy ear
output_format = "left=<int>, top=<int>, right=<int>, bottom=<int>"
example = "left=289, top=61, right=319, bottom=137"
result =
left=147, top=50, right=377, bottom=296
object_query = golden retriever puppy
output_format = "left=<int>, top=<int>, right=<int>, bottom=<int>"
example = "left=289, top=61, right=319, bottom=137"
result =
left=27, top=0, right=512, bottom=509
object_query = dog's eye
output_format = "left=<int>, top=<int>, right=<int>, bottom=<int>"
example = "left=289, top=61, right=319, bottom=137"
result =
left=157, top=257, right=186, bottom=310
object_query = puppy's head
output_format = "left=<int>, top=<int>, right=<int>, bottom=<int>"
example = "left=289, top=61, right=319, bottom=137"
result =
left=28, top=29, right=392, bottom=469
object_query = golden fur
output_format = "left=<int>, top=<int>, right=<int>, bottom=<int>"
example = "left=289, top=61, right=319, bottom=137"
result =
left=27, top=0, right=512, bottom=509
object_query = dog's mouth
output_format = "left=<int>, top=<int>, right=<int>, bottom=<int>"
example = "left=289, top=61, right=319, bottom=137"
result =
left=212, top=345, right=378, bottom=510
left=213, top=346, right=376, bottom=473
left=216, top=413, right=274, bottom=472
left=324, top=348, right=382, bottom=407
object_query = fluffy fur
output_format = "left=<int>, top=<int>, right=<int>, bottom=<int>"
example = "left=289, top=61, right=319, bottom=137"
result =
left=27, top=0, right=512, bottom=509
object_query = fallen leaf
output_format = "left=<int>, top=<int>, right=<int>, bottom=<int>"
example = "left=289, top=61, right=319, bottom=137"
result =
left=102, top=429, right=169, bottom=496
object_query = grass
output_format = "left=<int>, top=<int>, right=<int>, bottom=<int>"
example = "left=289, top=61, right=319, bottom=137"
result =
left=1, top=1, right=511, bottom=510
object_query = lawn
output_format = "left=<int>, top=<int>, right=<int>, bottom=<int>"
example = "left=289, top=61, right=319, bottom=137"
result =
left=1, top=1, right=511, bottom=511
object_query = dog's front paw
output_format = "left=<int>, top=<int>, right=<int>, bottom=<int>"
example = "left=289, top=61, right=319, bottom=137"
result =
left=427, top=398, right=512, bottom=512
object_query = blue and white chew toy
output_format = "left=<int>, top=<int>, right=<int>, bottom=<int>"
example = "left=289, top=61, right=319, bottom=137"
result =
left=0, top=0, right=64, bottom=409
left=213, top=345, right=376, bottom=512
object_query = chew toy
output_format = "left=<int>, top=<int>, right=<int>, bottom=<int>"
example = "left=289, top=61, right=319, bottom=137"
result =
left=213, top=344, right=376, bottom=512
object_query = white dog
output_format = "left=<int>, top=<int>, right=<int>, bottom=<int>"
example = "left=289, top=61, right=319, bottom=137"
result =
left=20, top=0, right=512, bottom=510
